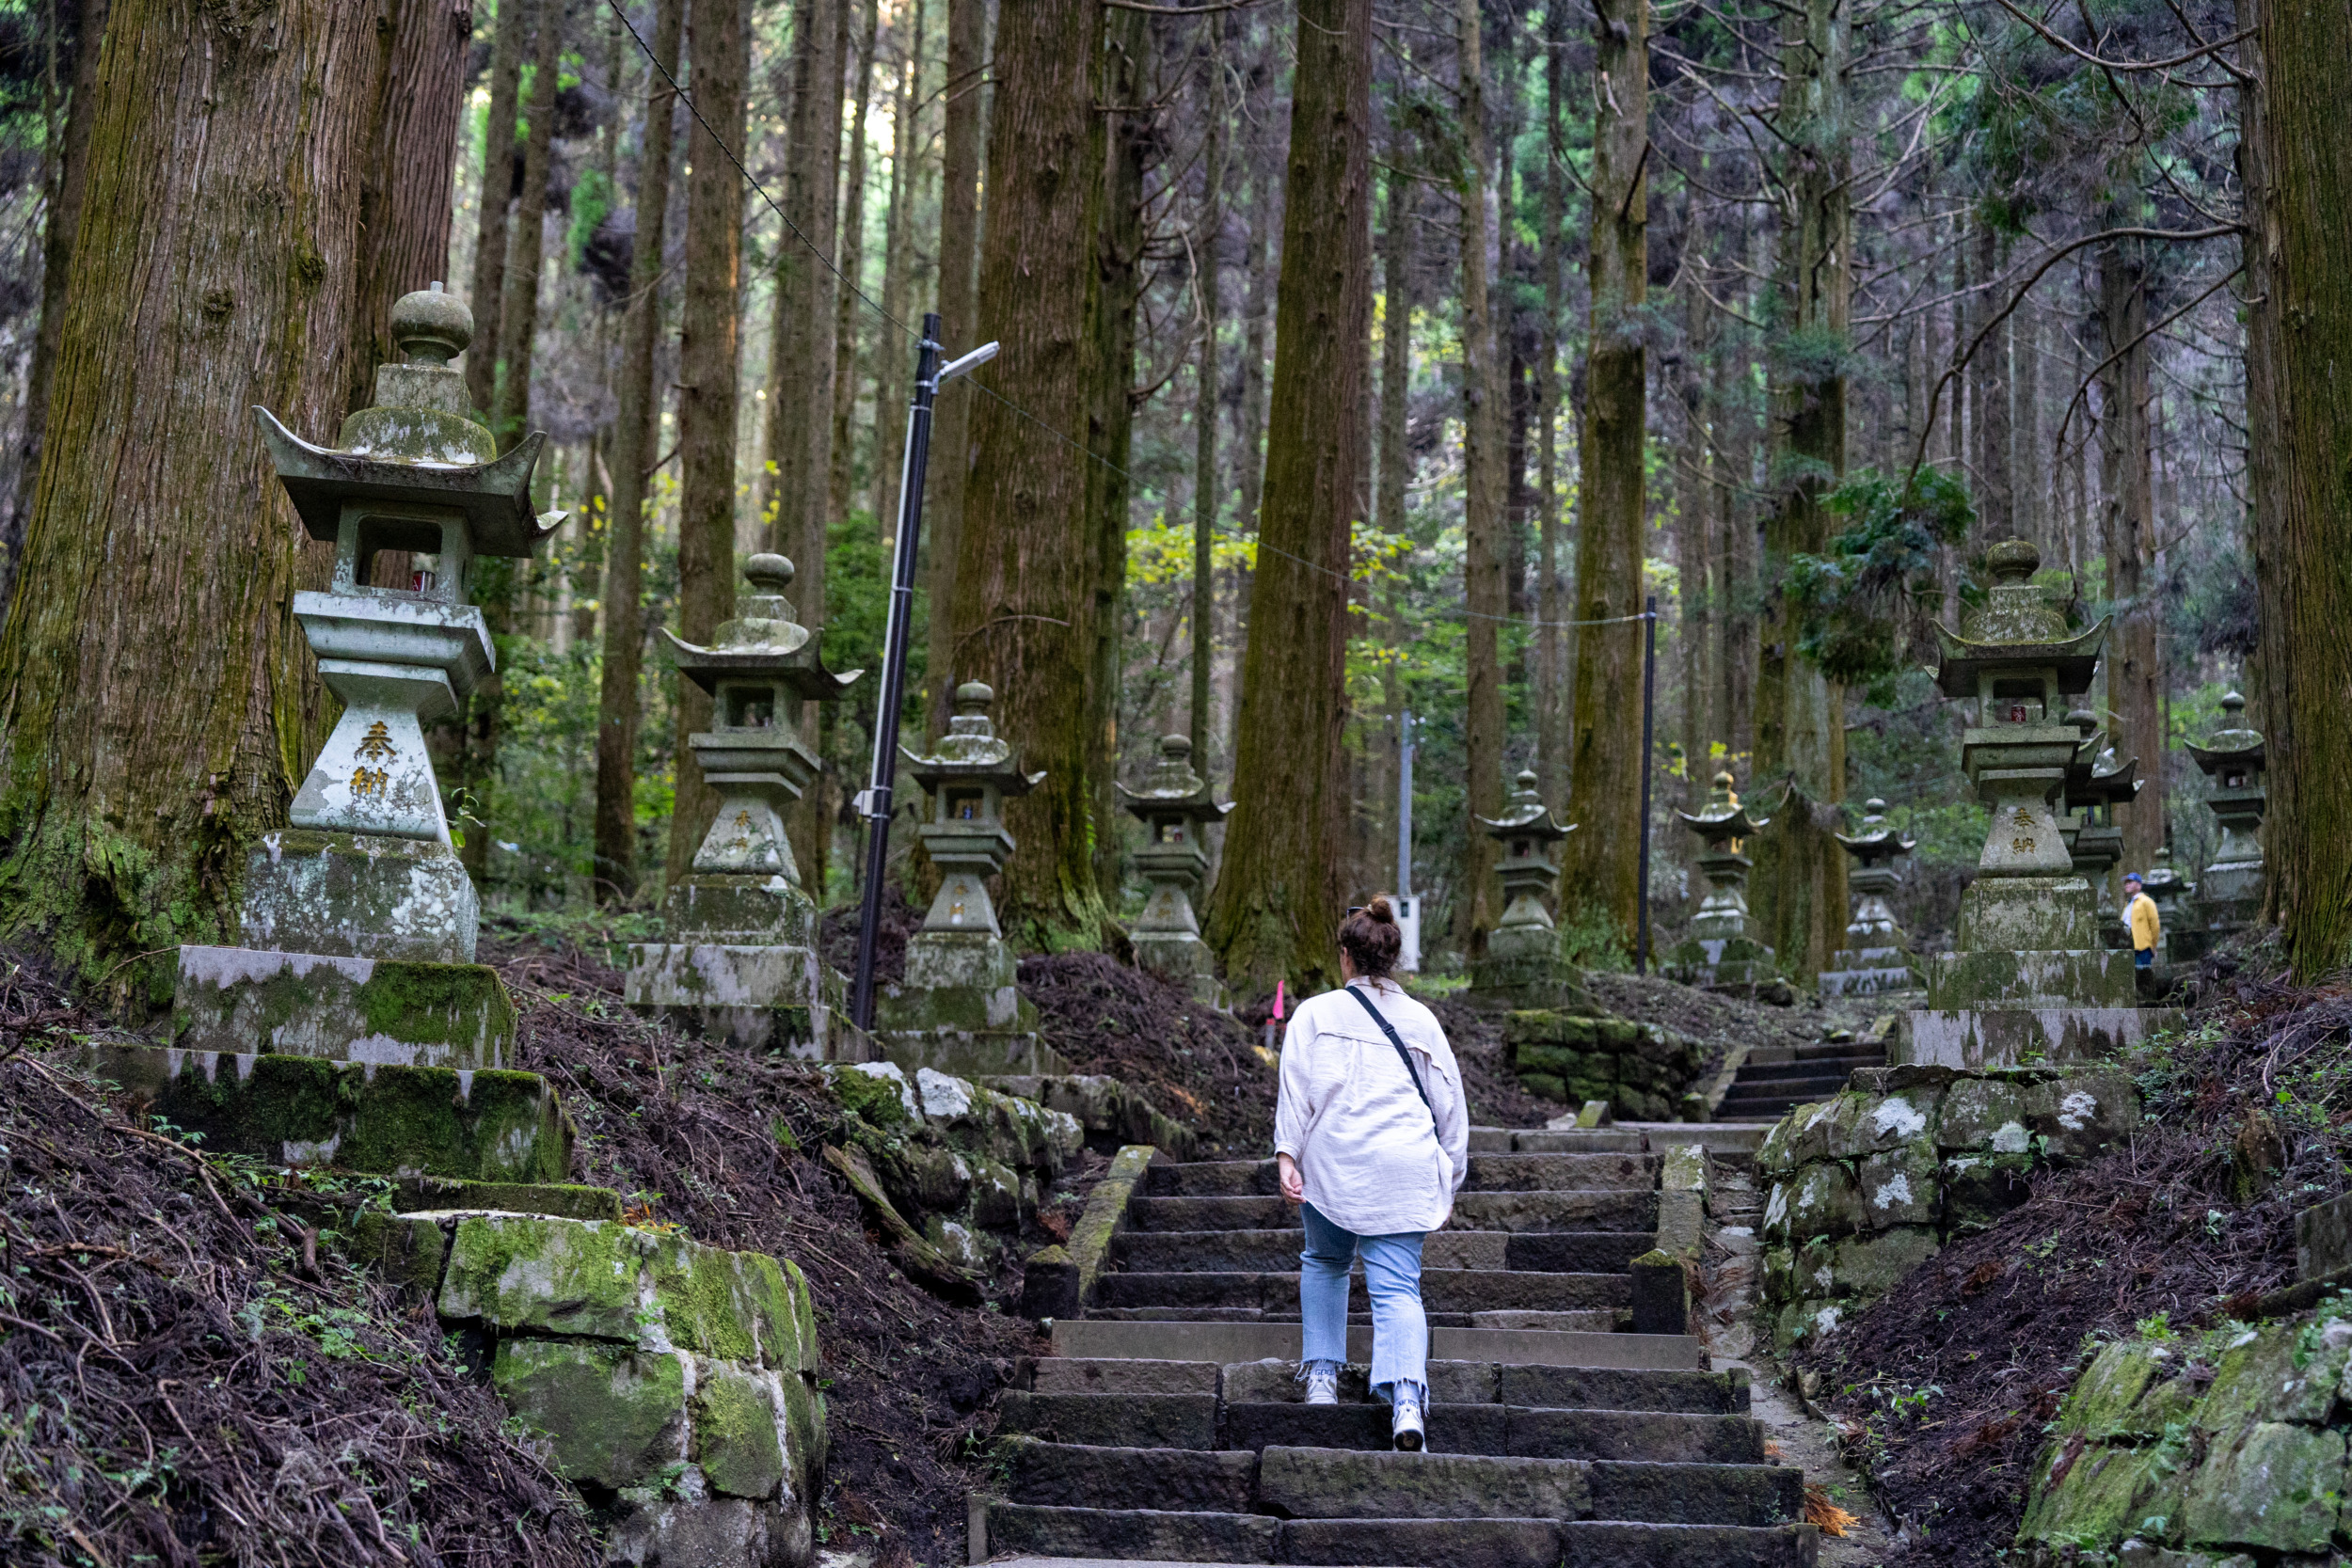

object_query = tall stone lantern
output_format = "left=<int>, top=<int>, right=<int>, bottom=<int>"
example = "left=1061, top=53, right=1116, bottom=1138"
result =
left=1468, top=770, right=1585, bottom=1010
left=1820, top=800, right=1916, bottom=997
left=1905, top=539, right=2164, bottom=1069
left=873, top=683, right=1066, bottom=1075
left=1119, top=734, right=1232, bottom=1005
left=1662, top=772, right=1778, bottom=994
left=171, top=283, right=562, bottom=1068
left=2187, top=691, right=2266, bottom=940
left=626, top=554, right=861, bottom=1054
left=2058, top=709, right=2140, bottom=950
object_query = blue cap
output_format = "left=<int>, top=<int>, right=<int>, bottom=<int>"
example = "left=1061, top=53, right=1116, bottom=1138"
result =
left=2123, top=871, right=2143, bottom=882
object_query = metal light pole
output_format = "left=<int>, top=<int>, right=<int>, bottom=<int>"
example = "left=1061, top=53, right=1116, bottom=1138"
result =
left=1395, top=710, right=1420, bottom=972
left=1635, top=595, right=1659, bottom=975
left=850, top=315, right=998, bottom=1031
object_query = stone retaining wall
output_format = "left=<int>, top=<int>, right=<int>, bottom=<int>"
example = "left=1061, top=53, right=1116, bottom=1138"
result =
left=1504, top=1010, right=1707, bottom=1122
left=1757, top=1064, right=2139, bottom=1349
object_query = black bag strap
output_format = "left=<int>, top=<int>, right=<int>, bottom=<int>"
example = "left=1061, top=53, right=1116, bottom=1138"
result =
left=1345, top=983, right=1436, bottom=1122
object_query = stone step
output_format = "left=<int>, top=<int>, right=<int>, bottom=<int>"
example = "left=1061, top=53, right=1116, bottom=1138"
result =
left=1048, top=1319, right=1707, bottom=1370
left=981, top=1505, right=1816, bottom=1566
left=1109, top=1229, right=1659, bottom=1275
left=993, top=1440, right=1802, bottom=1528
left=1128, top=1190, right=1659, bottom=1235
left=1092, top=1269, right=1629, bottom=1316
left=1213, top=1358, right=1748, bottom=1413
left=1218, top=1402, right=1766, bottom=1464
left=1146, top=1152, right=1658, bottom=1198
left=1731, top=1055, right=1882, bottom=1083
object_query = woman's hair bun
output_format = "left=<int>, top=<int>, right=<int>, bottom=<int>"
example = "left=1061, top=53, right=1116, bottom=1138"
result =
left=1363, top=895, right=1395, bottom=924
left=1339, top=895, right=1405, bottom=978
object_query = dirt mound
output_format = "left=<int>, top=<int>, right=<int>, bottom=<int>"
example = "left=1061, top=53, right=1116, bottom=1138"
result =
left=1426, top=998, right=1569, bottom=1127
left=487, top=934, right=1046, bottom=1567
left=1794, top=968, right=2348, bottom=1564
left=2, top=971, right=594, bottom=1567
left=1019, top=950, right=1274, bottom=1155
left=1587, top=970, right=1884, bottom=1080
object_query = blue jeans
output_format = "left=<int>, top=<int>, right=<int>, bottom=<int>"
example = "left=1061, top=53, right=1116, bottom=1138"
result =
left=1299, top=1201, right=1428, bottom=1402
left=2135, top=948, right=2154, bottom=970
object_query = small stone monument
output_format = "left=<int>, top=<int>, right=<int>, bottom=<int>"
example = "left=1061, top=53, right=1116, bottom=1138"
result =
left=1118, top=734, right=1232, bottom=1006
left=1661, top=772, right=1778, bottom=994
left=2187, top=690, right=2266, bottom=942
left=1819, top=800, right=1916, bottom=997
left=1468, top=769, right=1587, bottom=1010
left=625, top=554, right=863, bottom=1055
left=1904, top=540, right=2169, bottom=1069
left=2058, top=710, right=2140, bottom=951
left=874, top=683, right=1069, bottom=1075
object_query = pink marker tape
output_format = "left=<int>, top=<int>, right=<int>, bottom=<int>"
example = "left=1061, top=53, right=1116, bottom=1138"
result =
left=1274, top=980, right=1285, bottom=1021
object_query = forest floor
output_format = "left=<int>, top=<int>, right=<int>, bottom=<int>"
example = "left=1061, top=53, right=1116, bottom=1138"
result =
left=1790, top=940, right=2346, bottom=1566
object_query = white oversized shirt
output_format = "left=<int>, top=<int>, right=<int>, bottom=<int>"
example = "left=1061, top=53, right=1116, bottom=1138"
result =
left=1273, top=977, right=1470, bottom=1237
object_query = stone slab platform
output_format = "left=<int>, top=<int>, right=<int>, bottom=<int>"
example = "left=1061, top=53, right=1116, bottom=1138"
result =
left=1050, top=1319, right=1706, bottom=1371
left=1903, top=1006, right=2184, bottom=1069
left=174, top=944, right=515, bottom=1068
left=87, top=1042, right=570, bottom=1182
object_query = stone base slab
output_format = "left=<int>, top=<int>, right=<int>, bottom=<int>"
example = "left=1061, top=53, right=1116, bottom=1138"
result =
left=876, top=1028, right=1072, bottom=1079
left=660, top=875, right=817, bottom=945
left=1818, top=965, right=1916, bottom=999
left=1900, top=1006, right=2184, bottom=1069
left=625, top=942, right=866, bottom=1058
left=1925, top=947, right=2138, bottom=1009
left=174, top=944, right=516, bottom=1068
left=86, top=1043, right=571, bottom=1181
left=238, top=828, right=479, bottom=963
left=1467, top=955, right=1591, bottom=1014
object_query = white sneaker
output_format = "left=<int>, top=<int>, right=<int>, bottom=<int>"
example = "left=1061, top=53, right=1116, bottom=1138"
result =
left=1300, top=1361, right=1341, bottom=1405
left=1391, top=1384, right=1425, bottom=1451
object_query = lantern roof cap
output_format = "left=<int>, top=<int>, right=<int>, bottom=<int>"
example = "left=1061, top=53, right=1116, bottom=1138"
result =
left=1119, top=733, right=1233, bottom=822
left=1929, top=542, right=2108, bottom=697
left=1677, top=768, right=1769, bottom=837
left=2185, top=690, right=2265, bottom=772
left=1836, top=797, right=1915, bottom=857
left=902, top=681, right=1045, bottom=795
left=660, top=553, right=862, bottom=700
left=1474, top=769, right=1574, bottom=842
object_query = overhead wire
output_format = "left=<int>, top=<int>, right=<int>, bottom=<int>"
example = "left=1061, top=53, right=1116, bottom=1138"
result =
left=598, top=0, right=1657, bottom=633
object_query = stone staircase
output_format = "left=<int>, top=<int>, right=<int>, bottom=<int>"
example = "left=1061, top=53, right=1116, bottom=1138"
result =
left=977, top=1142, right=1819, bottom=1566
left=1712, top=1037, right=1887, bottom=1123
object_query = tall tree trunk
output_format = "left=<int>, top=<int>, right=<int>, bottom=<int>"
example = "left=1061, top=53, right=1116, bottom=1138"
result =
left=1454, top=0, right=1506, bottom=954
left=2243, top=0, right=2352, bottom=974
left=2098, top=244, right=2164, bottom=876
left=491, top=0, right=562, bottom=451
left=1563, top=0, right=1647, bottom=941
left=1, top=0, right=108, bottom=626
left=466, top=0, right=528, bottom=417
left=1375, top=143, right=1411, bottom=870
left=1190, top=12, right=1226, bottom=765
left=1087, top=0, right=1149, bottom=906
left=1751, top=0, right=1851, bottom=982
left=940, top=0, right=1106, bottom=947
left=923, top=0, right=985, bottom=733
left=1718, top=287, right=1756, bottom=767
left=1534, top=0, right=1566, bottom=811
left=1233, top=56, right=1274, bottom=531
left=870, top=0, right=927, bottom=533
left=830, top=0, right=881, bottom=529
left=1677, top=261, right=1711, bottom=813
left=593, top=0, right=681, bottom=904
left=349, top=0, right=470, bottom=420
left=1200, top=0, right=1369, bottom=1000
left=664, top=0, right=748, bottom=882
left=1971, top=222, right=2012, bottom=541
left=0, top=0, right=380, bottom=981
left=2016, top=302, right=2042, bottom=548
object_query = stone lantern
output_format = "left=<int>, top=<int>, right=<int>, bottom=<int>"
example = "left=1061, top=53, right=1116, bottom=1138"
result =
left=1906, top=539, right=2163, bottom=1069
left=626, top=554, right=861, bottom=1054
left=1468, top=770, right=1585, bottom=1010
left=2058, top=710, right=2139, bottom=950
left=1118, top=734, right=1232, bottom=1005
left=2187, top=690, right=2265, bottom=941
left=169, top=283, right=563, bottom=1070
left=874, top=682, right=1066, bottom=1075
left=1820, top=800, right=1916, bottom=997
left=1662, top=772, right=1777, bottom=994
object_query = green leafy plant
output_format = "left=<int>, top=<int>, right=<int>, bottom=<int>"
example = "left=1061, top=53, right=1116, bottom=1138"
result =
left=1783, top=467, right=1975, bottom=693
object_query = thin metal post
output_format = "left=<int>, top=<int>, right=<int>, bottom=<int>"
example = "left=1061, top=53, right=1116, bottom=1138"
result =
left=1396, top=711, right=1414, bottom=896
left=1636, top=595, right=1658, bottom=975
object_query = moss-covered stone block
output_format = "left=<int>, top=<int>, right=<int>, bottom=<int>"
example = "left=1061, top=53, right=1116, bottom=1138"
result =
left=2179, top=1421, right=2346, bottom=1554
left=1939, top=1078, right=2033, bottom=1151
left=1780, top=1161, right=1865, bottom=1243
left=392, top=1177, right=624, bottom=1222
left=1829, top=1225, right=1941, bottom=1297
left=174, top=946, right=517, bottom=1068
left=1857, top=1143, right=1941, bottom=1230
left=692, top=1362, right=787, bottom=1500
left=2017, top=1442, right=2171, bottom=1550
left=346, top=1208, right=446, bottom=1294
left=88, top=1044, right=570, bottom=1182
left=492, top=1339, right=686, bottom=1490
left=646, top=1235, right=766, bottom=1363
left=439, top=1214, right=647, bottom=1340
left=2194, top=1323, right=2349, bottom=1433
left=1782, top=1096, right=1861, bottom=1169
left=1941, top=1150, right=2036, bottom=1232
left=2023, top=1071, right=2141, bottom=1161
left=1517, top=1070, right=1568, bottom=1101
left=236, top=829, right=479, bottom=963
left=2058, top=1340, right=2187, bottom=1442
left=1834, top=1090, right=1942, bottom=1158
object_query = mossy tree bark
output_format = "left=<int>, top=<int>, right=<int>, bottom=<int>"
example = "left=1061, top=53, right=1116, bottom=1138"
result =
left=1453, top=0, right=1506, bottom=956
left=1190, top=13, right=1227, bottom=766
left=1200, top=0, right=1369, bottom=1001
left=1751, top=0, right=1851, bottom=981
left=593, top=0, right=681, bottom=904
left=465, top=0, right=528, bottom=418
left=1563, top=0, right=1648, bottom=942
left=664, top=0, right=748, bottom=883
left=489, top=0, right=561, bottom=451
left=2098, top=243, right=2165, bottom=877
left=0, top=0, right=384, bottom=984
left=1534, top=0, right=1566, bottom=812
left=2242, top=0, right=2352, bottom=977
left=941, top=0, right=1107, bottom=949
left=922, top=0, right=985, bottom=735
left=2, top=0, right=108, bottom=619
left=869, top=0, right=928, bottom=535
left=1087, top=0, right=1149, bottom=911
left=829, top=0, right=879, bottom=531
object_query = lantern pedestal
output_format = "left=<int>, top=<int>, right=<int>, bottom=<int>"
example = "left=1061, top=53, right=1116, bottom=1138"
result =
left=2189, top=693, right=2266, bottom=944
left=1661, top=773, right=1781, bottom=996
left=1120, top=735, right=1232, bottom=1008
left=624, top=556, right=867, bottom=1059
left=1819, top=800, right=1918, bottom=997
left=1466, top=771, right=1584, bottom=1011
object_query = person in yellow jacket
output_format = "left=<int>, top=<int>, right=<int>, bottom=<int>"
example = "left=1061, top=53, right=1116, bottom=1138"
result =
left=2124, top=872, right=2160, bottom=972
